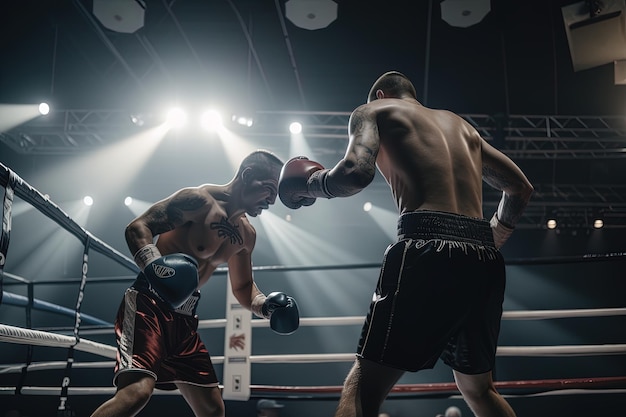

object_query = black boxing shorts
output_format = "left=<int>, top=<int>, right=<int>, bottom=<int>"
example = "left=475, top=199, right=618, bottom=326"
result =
left=357, top=210, right=506, bottom=375
left=113, top=286, right=219, bottom=390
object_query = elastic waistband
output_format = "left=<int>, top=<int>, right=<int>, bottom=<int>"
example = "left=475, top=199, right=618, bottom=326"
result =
left=397, top=210, right=495, bottom=247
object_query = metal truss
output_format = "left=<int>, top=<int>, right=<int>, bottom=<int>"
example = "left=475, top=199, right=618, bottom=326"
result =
left=482, top=184, right=626, bottom=229
left=2, top=109, right=625, bottom=229
left=0, top=109, right=143, bottom=155
left=3, top=110, right=625, bottom=159
left=463, top=114, right=626, bottom=159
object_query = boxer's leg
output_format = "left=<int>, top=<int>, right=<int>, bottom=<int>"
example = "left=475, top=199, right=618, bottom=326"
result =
left=335, top=357, right=404, bottom=417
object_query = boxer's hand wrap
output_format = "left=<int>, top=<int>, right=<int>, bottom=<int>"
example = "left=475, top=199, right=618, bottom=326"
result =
left=278, top=156, right=333, bottom=209
left=142, top=252, right=199, bottom=309
left=490, top=212, right=514, bottom=249
left=134, top=243, right=161, bottom=271
left=252, top=292, right=300, bottom=335
left=307, top=168, right=335, bottom=199
left=251, top=293, right=268, bottom=319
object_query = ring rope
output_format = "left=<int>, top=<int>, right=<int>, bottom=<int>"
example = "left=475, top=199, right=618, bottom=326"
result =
left=1, top=324, right=625, bottom=366
left=10, top=306, right=626, bottom=337
left=0, top=162, right=137, bottom=273
left=1, top=376, right=625, bottom=398
left=0, top=324, right=116, bottom=359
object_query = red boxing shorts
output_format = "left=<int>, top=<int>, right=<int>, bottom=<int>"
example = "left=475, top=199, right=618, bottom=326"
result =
left=113, top=287, right=219, bottom=390
left=357, top=210, right=505, bottom=375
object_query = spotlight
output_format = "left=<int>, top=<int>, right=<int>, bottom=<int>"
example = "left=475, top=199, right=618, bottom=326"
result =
left=593, top=218, right=604, bottom=229
left=166, top=107, right=187, bottom=128
left=124, top=196, right=133, bottom=206
left=38, top=102, right=50, bottom=115
left=285, top=214, right=292, bottom=222
left=289, top=121, right=302, bottom=134
left=200, top=109, right=223, bottom=131
left=231, top=114, right=254, bottom=127
left=130, top=114, right=145, bottom=126
left=363, top=202, right=372, bottom=212
left=546, top=219, right=557, bottom=229
left=83, top=196, right=94, bottom=206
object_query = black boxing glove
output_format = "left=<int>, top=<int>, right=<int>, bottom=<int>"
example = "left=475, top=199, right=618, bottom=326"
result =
left=251, top=292, right=300, bottom=335
left=278, top=156, right=334, bottom=209
left=134, top=244, right=199, bottom=309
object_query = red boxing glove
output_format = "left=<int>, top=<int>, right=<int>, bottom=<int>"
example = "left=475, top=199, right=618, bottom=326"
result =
left=278, top=156, right=325, bottom=209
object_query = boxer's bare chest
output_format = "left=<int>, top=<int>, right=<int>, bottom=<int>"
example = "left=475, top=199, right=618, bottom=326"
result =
left=159, top=205, right=248, bottom=268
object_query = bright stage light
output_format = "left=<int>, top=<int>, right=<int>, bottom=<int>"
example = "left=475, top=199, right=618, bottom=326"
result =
left=130, top=114, right=145, bottom=126
left=166, top=107, right=187, bottom=128
left=546, top=219, right=557, bottom=229
left=83, top=196, right=94, bottom=206
left=38, top=102, right=50, bottom=115
left=363, top=202, right=372, bottom=212
left=593, top=218, right=604, bottom=229
left=124, top=196, right=133, bottom=206
left=289, top=121, right=302, bottom=134
left=231, top=114, right=254, bottom=127
left=200, top=109, right=223, bottom=131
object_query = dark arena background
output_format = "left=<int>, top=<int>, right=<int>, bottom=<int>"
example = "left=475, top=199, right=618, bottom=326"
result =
left=1, top=1, right=625, bottom=416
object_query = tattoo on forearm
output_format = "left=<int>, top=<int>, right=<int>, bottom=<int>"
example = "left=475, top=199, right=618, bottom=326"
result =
left=210, top=217, right=244, bottom=245
left=482, top=165, right=511, bottom=190
left=499, top=195, right=527, bottom=226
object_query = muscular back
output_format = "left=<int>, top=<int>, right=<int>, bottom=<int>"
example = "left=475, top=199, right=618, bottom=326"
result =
left=330, top=98, right=484, bottom=218
left=372, top=99, right=483, bottom=217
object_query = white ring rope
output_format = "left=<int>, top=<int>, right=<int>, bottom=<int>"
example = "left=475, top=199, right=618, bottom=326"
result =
left=62, top=307, right=626, bottom=336
left=0, top=324, right=116, bottom=359
left=1, top=322, right=625, bottom=370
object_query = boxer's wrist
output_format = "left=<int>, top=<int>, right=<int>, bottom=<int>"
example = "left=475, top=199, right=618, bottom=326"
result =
left=134, top=244, right=161, bottom=270
left=490, top=213, right=514, bottom=249
left=307, top=169, right=335, bottom=199
left=251, top=293, right=268, bottom=318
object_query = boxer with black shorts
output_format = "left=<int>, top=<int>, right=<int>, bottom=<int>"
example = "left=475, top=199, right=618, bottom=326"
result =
left=91, top=150, right=300, bottom=417
left=278, top=72, right=533, bottom=417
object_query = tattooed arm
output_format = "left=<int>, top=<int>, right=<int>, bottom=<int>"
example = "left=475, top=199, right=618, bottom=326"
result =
left=481, top=139, right=534, bottom=227
left=125, top=187, right=209, bottom=256
left=324, top=105, right=380, bottom=197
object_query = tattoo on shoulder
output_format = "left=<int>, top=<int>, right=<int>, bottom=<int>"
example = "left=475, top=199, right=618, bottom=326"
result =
left=210, top=217, right=244, bottom=245
left=349, top=108, right=366, bottom=134
left=166, top=192, right=206, bottom=222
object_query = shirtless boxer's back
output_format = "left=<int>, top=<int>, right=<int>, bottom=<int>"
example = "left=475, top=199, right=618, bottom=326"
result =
left=278, top=71, right=533, bottom=417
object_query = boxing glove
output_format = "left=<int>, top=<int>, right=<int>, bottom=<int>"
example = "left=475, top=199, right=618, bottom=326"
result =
left=262, top=292, right=300, bottom=335
left=278, top=156, right=333, bottom=209
left=137, top=245, right=199, bottom=309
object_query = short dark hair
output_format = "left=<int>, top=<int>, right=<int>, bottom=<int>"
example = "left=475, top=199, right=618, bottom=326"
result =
left=367, top=71, right=417, bottom=102
left=235, top=149, right=283, bottom=179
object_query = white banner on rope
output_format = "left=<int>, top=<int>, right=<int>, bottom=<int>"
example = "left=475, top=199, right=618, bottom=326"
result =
left=221, top=273, right=252, bottom=401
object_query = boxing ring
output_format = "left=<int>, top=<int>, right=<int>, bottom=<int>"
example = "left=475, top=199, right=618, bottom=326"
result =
left=1, top=161, right=625, bottom=416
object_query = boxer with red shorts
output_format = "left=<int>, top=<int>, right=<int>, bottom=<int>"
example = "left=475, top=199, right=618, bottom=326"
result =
left=113, top=281, right=217, bottom=390
left=91, top=150, right=300, bottom=417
